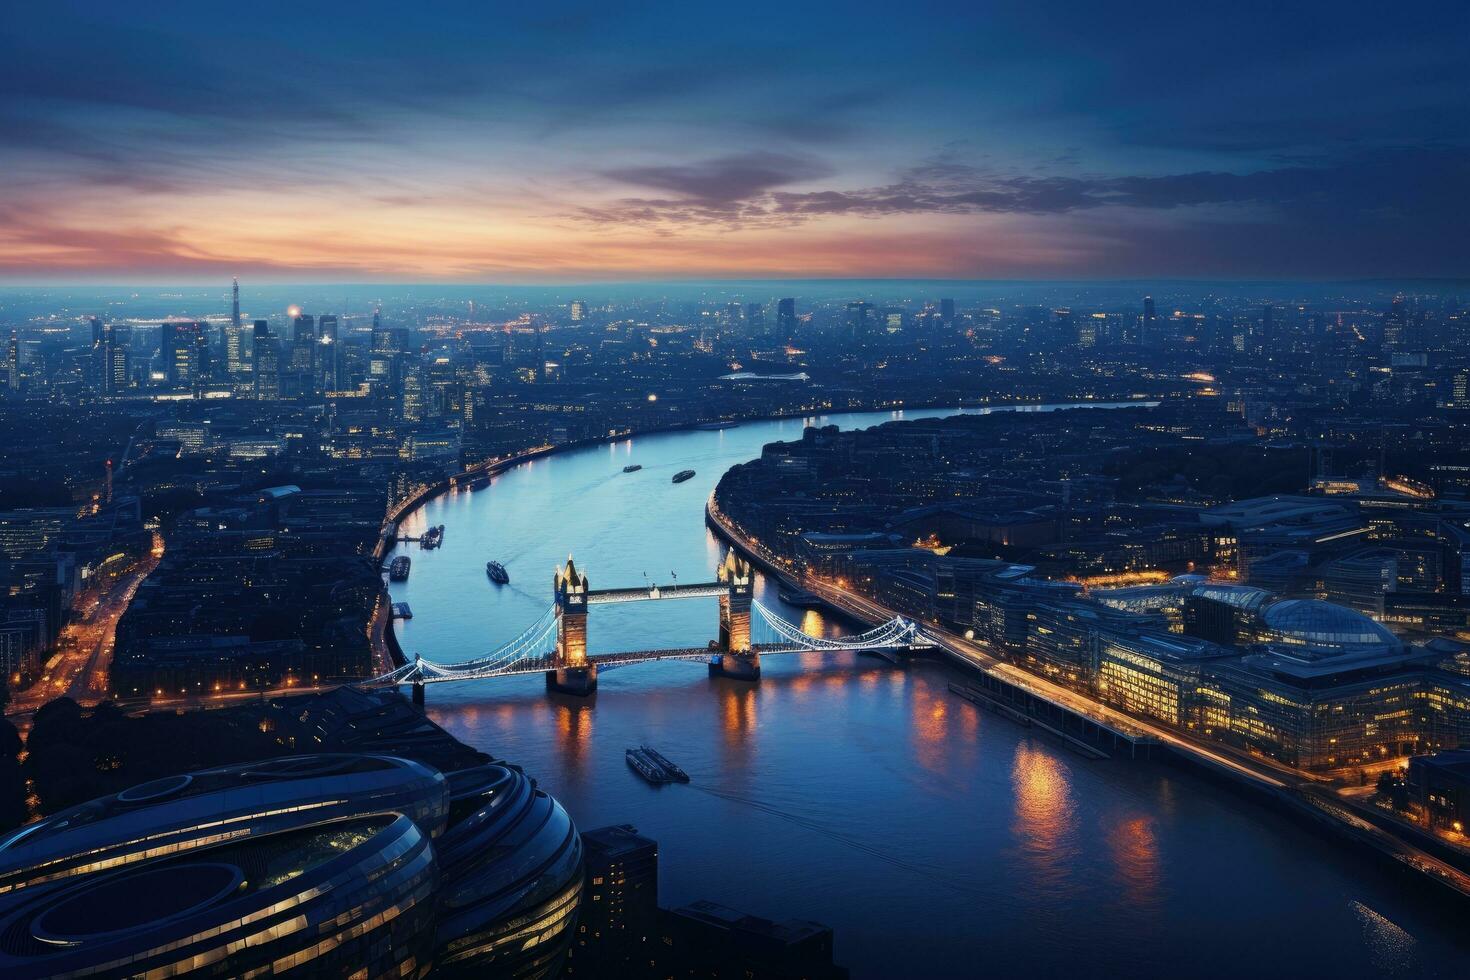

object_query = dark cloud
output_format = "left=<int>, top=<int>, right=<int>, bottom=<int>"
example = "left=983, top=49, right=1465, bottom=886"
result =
left=602, top=153, right=834, bottom=203
left=656, top=147, right=1465, bottom=223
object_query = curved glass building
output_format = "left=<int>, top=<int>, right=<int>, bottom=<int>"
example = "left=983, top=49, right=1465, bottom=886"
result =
left=0, top=751, right=584, bottom=978
left=434, top=763, right=584, bottom=978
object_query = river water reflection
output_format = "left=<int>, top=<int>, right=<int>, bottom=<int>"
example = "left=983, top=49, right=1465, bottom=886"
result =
left=388, top=407, right=1467, bottom=978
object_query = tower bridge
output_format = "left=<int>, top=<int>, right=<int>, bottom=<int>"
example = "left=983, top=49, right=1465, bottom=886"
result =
left=365, top=551, right=932, bottom=700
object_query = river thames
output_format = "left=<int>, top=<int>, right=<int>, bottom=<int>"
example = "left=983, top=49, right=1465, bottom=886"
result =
left=388, top=407, right=1468, bottom=978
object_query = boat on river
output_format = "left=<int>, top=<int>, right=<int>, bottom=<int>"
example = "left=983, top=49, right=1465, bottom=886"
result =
left=485, top=560, right=509, bottom=584
left=626, top=748, right=674, bottom=784
left=388, top=556, right=411, bottom=581
left=639, top=745, right=690, bottom=782
left=623, top=464, right=643, bottom=473
left=671, top=469, right=696, bottom=483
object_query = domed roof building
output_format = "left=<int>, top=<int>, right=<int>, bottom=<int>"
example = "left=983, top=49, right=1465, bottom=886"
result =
left=1259, top=598, right=1400, bottom=658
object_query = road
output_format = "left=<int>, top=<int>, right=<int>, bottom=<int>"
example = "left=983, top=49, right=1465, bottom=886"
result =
left=6, top=551, right=159, bottom=733
left=707, top=496, right=1470, bottom=901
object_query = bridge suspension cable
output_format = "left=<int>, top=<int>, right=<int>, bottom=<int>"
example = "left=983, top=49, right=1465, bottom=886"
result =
left=750, top=600, right=931, bottom=651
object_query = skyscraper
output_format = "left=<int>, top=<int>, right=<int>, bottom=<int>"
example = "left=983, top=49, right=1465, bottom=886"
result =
left=570, top=299, right=586, bottom=323
left=252, top=320, right=279, bottom=400
left=777, top=297, right=797, bottom=345
left=1142, top=295, right=1155, bottom=346
left=102, top=325, right=129, bottom=396
left=744, top=302, right=765, bottom=337
left=231, top=277, right=240, bottom=329
left=940, top=298, right=956, bottom=325
left=316, top=314, right=339, bottom=392
left=6, top=330, right=19, bottom=392
left=290, top=314, right=316, bottom=383
left=162, top=321, right=204, bottom=386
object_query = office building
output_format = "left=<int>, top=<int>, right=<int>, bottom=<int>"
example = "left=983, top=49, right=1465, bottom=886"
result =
left=570, top=824, right=660, bottom=976
left=252, top=320, right=279, bottom=401
left=776, top=297, right=797, bottom=344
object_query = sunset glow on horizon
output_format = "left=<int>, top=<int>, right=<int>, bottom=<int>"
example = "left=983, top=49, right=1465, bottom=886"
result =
left=3, top=2, right=1467, bottom=283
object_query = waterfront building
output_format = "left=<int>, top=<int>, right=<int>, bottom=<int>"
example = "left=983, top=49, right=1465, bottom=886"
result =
left=568, top=824, right=660, bottom=977
left=0, top=755, right=445, bottom=978
left=651, top=900, right=847, bottom=979
left=0, top=738, right=587, bottom=979
left=1407, top=749, right=1470, bottom=831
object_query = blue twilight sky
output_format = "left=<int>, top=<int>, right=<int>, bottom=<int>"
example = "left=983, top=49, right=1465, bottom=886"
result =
left=2, top=1, right=1466, bottom=282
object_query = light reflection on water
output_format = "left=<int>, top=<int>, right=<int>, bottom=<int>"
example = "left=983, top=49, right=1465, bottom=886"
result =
left=400, top=409, right=1467, bottom=979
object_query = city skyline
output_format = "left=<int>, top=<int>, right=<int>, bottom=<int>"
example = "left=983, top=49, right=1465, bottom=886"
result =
left=3, top=2, right=1468, bottom=283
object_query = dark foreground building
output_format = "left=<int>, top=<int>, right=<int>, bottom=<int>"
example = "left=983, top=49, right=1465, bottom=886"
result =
left=0, top=748, right=584, bottom=978
left=654, top=900, right=848, bottom=979
left=569, top=824, right=660, bottom=976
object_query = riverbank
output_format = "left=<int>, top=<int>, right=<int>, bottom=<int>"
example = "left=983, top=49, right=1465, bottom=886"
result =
left=704, top=495, right=1470, bottom=907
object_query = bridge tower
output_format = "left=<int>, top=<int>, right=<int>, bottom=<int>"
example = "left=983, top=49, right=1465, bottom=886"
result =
left=548, top=556, right=597, bottom=696
left=711, top=550, right=760, bottom=681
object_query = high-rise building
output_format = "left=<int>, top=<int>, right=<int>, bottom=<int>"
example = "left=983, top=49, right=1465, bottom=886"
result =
left=569, top=824, right=659, bottom=976
left=845, top=301, right=874, bottom=342
left=89, top=316, right=104, bottom=348
left=102, top=325, right=129, bottom=396
left=1383, top=296, right=1410, bottom=351
left=940, top=297, right=956, bottom=325
left=744, top=302, right=765, bottom=337
left=570, top=299, right=587, bottom=323
left=402, top=365, right=425, bottom=421
left=290, top=314, right=316, bottom=380
left=225, top=321, right=253, bottom=376
left=6, top=330, right=19, bottom=392
left=161, top=321, right=204, bottom=385
left=252, top=321, right=279, bottom=401
left=231, top=276, right=240, bottom=328
left=316, top=314, right=340, bottom=392
left=777, top=297, right=797, bottom=345
left=1142, top=295, right=1155, bottom=346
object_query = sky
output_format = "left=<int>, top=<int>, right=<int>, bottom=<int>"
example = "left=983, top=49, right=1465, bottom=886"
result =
left=2, top=1, right=1467, bottom=283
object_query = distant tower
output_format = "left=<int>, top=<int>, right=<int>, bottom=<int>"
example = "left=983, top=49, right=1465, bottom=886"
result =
left=1142, top=295, right=1155, bottom=346
left=777, top=298, right=797, bottom=345
left=373, top=304, right=382, bottom=333
left=231, top=277, right=240, bottom=328
left=7, top=329, right=20, bottom=391
left=550, top=556, right=596, bottom=695
left=104, top=459, right=113, bottom=505
left=570, top=299, right=586, bottom=323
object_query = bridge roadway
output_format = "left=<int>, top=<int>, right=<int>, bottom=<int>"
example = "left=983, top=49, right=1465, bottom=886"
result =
left=587, top=582, right=724, bottom=604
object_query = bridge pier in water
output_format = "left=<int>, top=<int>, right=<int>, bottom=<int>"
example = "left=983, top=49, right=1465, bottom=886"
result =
left=709, top=551, right=760, bottom=681
left=546, top=665, right=598, bottom=696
